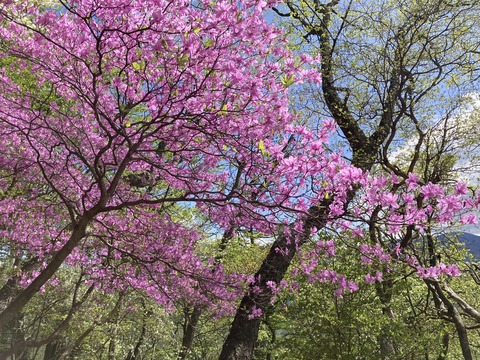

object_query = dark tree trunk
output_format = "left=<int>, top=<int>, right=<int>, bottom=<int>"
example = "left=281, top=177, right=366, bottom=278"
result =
left=428, top=281, right=473, bottom=360
left=219, top=231, right=304, bottom=360
left=177, top=227, right=234, bottom=359
left=446, top=299, right=472, bottom=360
left=0, top=214, right=94, bottom=330
left=437, top=332, right=449, bottom=360
left=125, top=301, right=150, bottom=360
left=58, top=326, right=94, bottom=360
left=8, top=313, right=26, bottom=360
left=425, top=235, right=472, bottom=360
left=43, top=340, right=61, bottom=360
left=177, top=307, right=202, bottom=360
left=376, top=276, right=396, bottom=359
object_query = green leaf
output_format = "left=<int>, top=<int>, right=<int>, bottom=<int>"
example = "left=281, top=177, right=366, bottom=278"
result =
left=294, top=55, right=301, bottom=68
left=161, top=39, right=169, bottom=50
left=219, top=104, right=228, bottom=115
left=258, top=139, right=268, bottom=156
left=281, top=74, right=295, bottom=88
left=203, top=38, right=214, bottom=47
left=177, top=54, right=189, bottom=67
left=132, top=61, right=144, bottom=71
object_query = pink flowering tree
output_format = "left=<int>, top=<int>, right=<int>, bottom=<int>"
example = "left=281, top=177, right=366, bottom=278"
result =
left=0, top=0, right=328, bottom=329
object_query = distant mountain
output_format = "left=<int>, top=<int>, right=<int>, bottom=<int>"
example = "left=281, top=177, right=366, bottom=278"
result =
left=457, top=233, right=480, bottom=259
left=437, top=232, right=480, bottom=260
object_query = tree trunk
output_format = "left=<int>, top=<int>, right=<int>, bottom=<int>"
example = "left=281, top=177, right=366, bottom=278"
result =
left=43, top=340, right=61, bottom=360
left=377, top=306, right=396, bottom=360
left=58, top=326, right=94, bottom=360
left=178, top=227, right=234, bottom=359
left=177, top=307, right=202, bottom=360
left=108, top=338, right=116, bottom=360
left=0, top=214, right=94, bottom=330
left=8, top=313, right=26, bottom=360
left=218, top=301, right=262, bottom=360
left=437, top=332, right=449, bottom=360
left=429, top=281, right=473, bottom=360
left=108, top=298, right=123, bottom=360
left=219, top=231, right=302, bottom=360
left=446, top=298, right=471, bottom=360
left=376, top=279, right=396, bottom=360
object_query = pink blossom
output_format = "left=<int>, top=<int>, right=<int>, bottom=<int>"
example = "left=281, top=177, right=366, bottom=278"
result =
left=380, top=193, right=399, bottom=209
left=334, top=288, right=344, bottom=298
left=445, top=264, right=461, bottom=277
left=406, top=172, right=420, bottom=190
left=420, top=183, right=444, bottom=199
left=455, top=182, right=468, bottom=195
left=416, top=263, right=461, bottom=279
left=248, top=306, right=263, bottom=320
left=461, top=213, right=478, bottom=225
left=347, top=281, right=359, bottom=292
